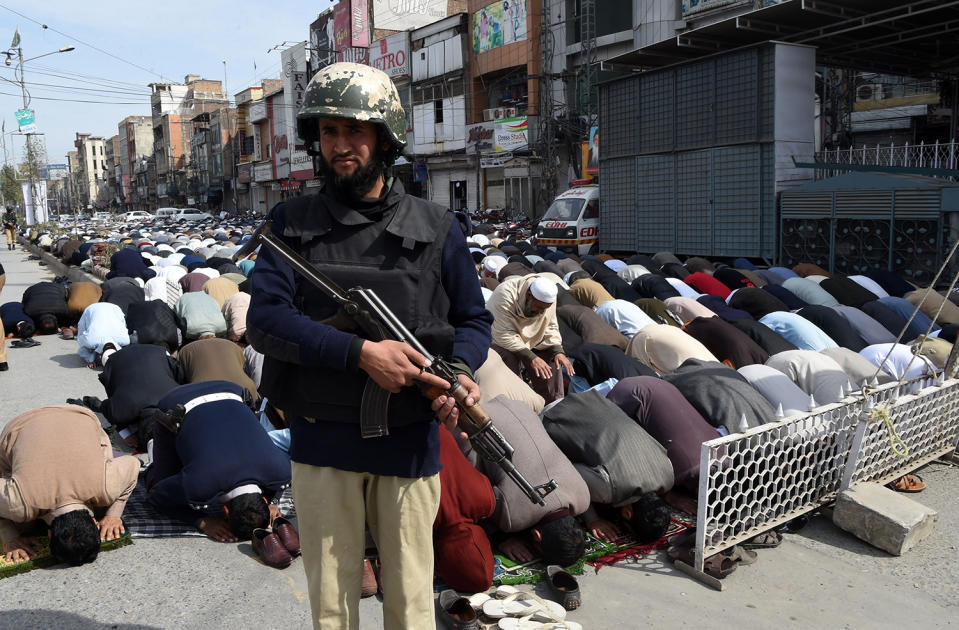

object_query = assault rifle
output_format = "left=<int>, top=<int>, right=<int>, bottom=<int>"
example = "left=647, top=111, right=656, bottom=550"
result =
left=234, top=221, right=557, bottom=506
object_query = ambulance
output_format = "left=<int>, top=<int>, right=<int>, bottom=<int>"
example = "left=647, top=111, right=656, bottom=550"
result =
left=534, top=183, right=599, bottom=256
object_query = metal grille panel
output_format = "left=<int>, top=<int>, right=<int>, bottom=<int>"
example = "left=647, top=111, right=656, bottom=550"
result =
left=893, top=219, right=941, bottom=284
left=836, top=191, right=892, bottom=217
left=635, top=155, right=676, bottom=251
left=712, top=145, right=762, bottom=256
left=676, top=151, right=710, bottom=252
left=833, top=218, right=892, bottom=275
left=696, top=377, right=959, bottom=571
left=639, top=73, right=674, bottom=154
left=675, top=62, right=715, bottom=150
left=602, top=78, right=638, bottom=160
left=779, top=218, right=832, bottom=273
left=599, top=157, right=637, bottom=251
left=894, top=190, right=940, bottom=219
left=780, top=193, right=832, bottom=217
left=715, top=50, right=759, bottom=145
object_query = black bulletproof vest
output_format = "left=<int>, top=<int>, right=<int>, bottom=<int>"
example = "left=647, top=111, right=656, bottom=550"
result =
left=259, top=184, right=455, bottom=427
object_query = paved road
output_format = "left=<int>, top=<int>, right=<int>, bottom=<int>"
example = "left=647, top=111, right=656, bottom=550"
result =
left=0, top=242, right=956, bottom=629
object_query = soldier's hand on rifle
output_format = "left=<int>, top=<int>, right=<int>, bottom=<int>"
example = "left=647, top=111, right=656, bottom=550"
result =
left=358, top=339, right=449, bottom=393
left=431, top=373, right=479, bottom=439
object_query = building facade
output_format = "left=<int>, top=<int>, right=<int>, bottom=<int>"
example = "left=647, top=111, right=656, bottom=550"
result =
left=72, top=133, right=108, bottom=210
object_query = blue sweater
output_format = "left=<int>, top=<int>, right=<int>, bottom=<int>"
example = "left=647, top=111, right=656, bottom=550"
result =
left=247, top=194, right=492, bottom=478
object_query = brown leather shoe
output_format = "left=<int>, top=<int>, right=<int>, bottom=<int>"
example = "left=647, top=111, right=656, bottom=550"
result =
left=252, top=528, right=292, bottom=569
left=272, top=517, right=300, bottom=556
left=361, top=558, right=377, bottom=598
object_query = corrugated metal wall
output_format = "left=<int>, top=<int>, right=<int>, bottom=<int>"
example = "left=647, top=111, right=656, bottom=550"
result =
left=598, top=43, right=789, bottom=258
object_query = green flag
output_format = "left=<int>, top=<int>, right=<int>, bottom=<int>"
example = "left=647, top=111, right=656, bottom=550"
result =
left=10, top=27, right=19, bottom=49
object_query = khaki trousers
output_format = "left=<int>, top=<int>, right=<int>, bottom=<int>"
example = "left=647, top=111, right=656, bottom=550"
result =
left=4, top=228, right=13, bottom=247
left=292, top=462, right=441, bottom=630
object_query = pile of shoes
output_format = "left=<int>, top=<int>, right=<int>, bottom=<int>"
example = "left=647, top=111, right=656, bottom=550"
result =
left=252, top=517, right=300, bottom=569
left=438, top=576, right=583, bottom=630
left=666, top=529, right=779, bottom=580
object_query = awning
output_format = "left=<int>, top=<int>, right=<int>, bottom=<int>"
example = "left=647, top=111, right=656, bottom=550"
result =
left=610, top=1, right=959, bottom=77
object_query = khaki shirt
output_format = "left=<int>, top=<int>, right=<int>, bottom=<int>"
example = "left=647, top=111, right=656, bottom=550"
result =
left=0, top=405, right=139, bottom=542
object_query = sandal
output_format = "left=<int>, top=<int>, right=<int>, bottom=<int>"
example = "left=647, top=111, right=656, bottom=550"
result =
left=667, top=545, right=738, bottom=579
left=726, top=546, right=758, bottom=566
left=888, top=473, right=925, bottom=493
left=741, top=530, right=782, bottom=550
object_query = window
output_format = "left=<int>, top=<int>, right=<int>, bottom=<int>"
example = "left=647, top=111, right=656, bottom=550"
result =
left=434, top=99, right=444, bottom=124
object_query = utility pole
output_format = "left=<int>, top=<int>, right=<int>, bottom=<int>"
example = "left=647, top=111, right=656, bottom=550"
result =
left=4, top=34, right=75, bottom=223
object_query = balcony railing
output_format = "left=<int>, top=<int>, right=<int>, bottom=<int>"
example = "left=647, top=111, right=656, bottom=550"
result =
left=813, top=139, right=958, bottom=180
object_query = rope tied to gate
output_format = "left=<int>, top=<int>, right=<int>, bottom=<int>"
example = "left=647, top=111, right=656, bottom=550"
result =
left=868, top=404, right=909, bottom=459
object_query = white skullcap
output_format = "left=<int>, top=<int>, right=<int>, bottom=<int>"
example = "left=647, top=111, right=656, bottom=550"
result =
left=471, top=233, right=490, bottom=247
left=529, top=277, right=558, bottom=303
left=482, top=256, right=507, bottom=274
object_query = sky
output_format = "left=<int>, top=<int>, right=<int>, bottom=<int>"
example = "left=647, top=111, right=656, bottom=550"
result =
left=0, top=1, right=332, bottom=166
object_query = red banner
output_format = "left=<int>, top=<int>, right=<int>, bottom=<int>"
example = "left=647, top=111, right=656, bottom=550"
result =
left=351, top=0, right=369, bottom=48
left=333, top=1, right=351, bottom=51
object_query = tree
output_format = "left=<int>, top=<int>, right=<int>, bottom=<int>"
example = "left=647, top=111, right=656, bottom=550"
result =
left=0, top=164, right=21, bottom=208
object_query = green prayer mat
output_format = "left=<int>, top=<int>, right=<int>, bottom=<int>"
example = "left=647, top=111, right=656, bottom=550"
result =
left=0, top=528, right=132, bottom=579
left=493, top=518, right=691, bottom=586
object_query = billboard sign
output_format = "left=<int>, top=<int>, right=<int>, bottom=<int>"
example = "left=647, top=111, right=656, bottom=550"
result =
left=372, top=0, right=448, bottom=31
left=15, top=108, right=36, bottom=134
left=465, top=122, right=495, bottom=152
left=351, top=0, right=370, bottom=48
left=473, top=0, right=528, bottom=55
left=281, top=42, right=315, bottom=180
left=310, top=10, right=336, bottom=72
left=369, top=32, right=410, bottom=79
left=334, top=1, right=351, bottom=50
left=494, top=116, right=528, bottom=153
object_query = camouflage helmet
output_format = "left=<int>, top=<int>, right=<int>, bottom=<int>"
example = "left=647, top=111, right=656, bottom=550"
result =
left=297, top=62, right=406, bottom=152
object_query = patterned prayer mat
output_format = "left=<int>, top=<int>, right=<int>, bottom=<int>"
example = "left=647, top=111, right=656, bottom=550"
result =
left=123, top=473, right=296, bottom=538
left=493, top=517, right=693, bottom=586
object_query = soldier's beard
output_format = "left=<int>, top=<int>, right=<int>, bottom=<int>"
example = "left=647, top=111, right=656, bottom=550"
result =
left=319, top=153, right=385, bottom=203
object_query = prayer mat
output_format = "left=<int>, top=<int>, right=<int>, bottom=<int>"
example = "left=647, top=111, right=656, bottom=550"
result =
left=492, top=517, right=692, bottom=586
left=123, top=473, right=296, bottom=538
left=0, top=527, right=132, bottom=579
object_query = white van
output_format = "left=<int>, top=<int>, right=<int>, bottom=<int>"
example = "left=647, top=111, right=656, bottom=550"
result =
left=173, top=208, right=214, bottom=222
left=155, top=207, right=179, bottom=219
left=535, top=184, right=599, bottom=256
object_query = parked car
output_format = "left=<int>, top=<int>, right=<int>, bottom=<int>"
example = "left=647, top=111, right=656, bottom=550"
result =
left=173, top=208, right=214, bottom=222
left=154, top=207, right=179, bottom=219
left=92, top=211, right=113, bottom=223
left=124, top=210, right=154, bottom=221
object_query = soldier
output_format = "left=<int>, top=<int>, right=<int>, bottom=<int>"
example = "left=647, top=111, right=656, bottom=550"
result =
left=2, top=207, right=16, bottom=250
left=246, top=63, right=492, bottom=629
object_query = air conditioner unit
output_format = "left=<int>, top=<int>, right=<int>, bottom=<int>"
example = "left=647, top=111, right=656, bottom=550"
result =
left=856, top=83, right=884, bottom=102
left=505, top=107, right=518, bottom=118
left=493, top=107, right=506, bottom=120
left=483, top=108, right=496, bottom=122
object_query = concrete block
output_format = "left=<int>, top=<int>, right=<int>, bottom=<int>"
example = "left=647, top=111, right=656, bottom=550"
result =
left=832, top=482, right=937, bottom=556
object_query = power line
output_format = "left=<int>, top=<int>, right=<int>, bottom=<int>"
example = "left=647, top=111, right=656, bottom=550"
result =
left=0, top=2, right=170, bottom=81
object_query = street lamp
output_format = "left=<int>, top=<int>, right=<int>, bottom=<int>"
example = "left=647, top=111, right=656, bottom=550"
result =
left=3, top=36, right=75, bottom=223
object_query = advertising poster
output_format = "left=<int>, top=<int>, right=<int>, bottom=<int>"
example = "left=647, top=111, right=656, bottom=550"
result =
left=586, top=126, right=599, bottom=175
left=334, top=1, right=352, bottom=51
left=351, top=0, right=370, bottom=48
left=371, top=0, right=448, bottom=31
left=472, top=0, right=527, bottom=55
left=22, top=181, right=48, bottom=225
left=310, top=10, right=336, bottom=72
left=493, top=116, right=528, bottom=153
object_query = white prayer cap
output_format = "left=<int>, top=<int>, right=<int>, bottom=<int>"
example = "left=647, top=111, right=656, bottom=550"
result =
left=482, top=256, right=507, bottom=274
left=529, top=277, right=558, bottom=303
left=471, top=233, right=490, bottom=247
